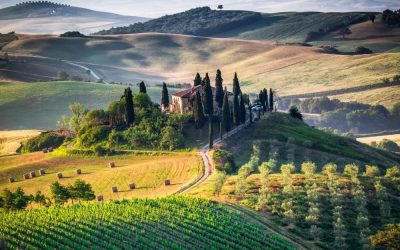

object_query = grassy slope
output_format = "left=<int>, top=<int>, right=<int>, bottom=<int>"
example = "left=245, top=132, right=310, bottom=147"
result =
left=0, top=151, right=201, bottom=200
left=0, top=197, right=294, bottom=250
left=0, top=130, right=41, bottom=156
left=4, top=33, right=400, bottom=100
left=222, top=113, right=400, bottom=170
left=0, top=81, right=179, bottom=130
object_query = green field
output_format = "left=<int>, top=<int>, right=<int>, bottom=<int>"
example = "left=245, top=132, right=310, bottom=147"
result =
left=0, top=81, right=179, bottom=129
left=0, top=196, right=295, bottom=249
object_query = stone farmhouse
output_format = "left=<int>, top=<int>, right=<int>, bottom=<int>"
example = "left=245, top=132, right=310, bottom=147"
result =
left=169, top=85, right=234, bottom=114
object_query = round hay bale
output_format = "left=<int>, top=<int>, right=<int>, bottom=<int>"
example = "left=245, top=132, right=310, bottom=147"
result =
left=39, top=168, right=45, bottom=175
left=129, top=183, right=136, bottom=190
left=8, top=177, right=14, bottom=183
left=23, top=173, right=30, bottom=180
left=56, top=172, right=63, bottom=179
left=76, top=169, right=82, bottom=175
left=108, top=162, right=115, bottom=168
left=30, top=171, right=36, bottom=178
left=48, top=147, right=54, bottom=152
left=97, top=195, right=103, bottom=202
left=42, top=148, right=48, bottom=153
left=164, top=179, right=171, bottom=186
left=112, top=186, right=118, bottom=193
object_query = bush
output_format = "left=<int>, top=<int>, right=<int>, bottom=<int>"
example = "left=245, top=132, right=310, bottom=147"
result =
left=212, top=149, right=235, bottom=173
left=60, top=31, right=85, bottom=38
left=355, top=46, right=373, bottom=54
left=159, top=126, right=184, bottom=150
left=76, top=125, right=111, bottom=147
left=376, top=139, right=400, bottom=152
left=21, top=132, right=65, bottom=153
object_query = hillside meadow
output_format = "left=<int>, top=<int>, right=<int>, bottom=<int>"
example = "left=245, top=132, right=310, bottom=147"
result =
left=0, top=81, right=180, bottom=129
left=0, top=151, right=202, bottom=200
left=4, top=33, right=400, bottom=102
left=0, top=130, right=41, bottom=156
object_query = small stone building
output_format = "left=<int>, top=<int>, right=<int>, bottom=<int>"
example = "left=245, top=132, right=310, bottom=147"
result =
left=170, top=85, right=233, bottom=114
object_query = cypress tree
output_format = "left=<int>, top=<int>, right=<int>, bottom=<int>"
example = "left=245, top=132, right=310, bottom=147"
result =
left=194, top=73, right=202, bottom=87
left=202, top=72, right=211, bottom=89
left=161, top=82, right=169, bottom=109
left=240, top=93, right=246, bottom=124
left=123, top=87, right=135, bottom=126
left=269, top=88, right=274, bottom=111
left=202, top=73, right=213, bottom=116
left=139, top=81, right=147, bottom=93
left=215, top=69, right=224, bottom=109
left=191, top=91, right=205, bottom=128
left=233, top=72, right=241, bottom=96
left=263, top=88, right=268, bottom=111
left=222, top=91, right=231, bottom=132
left=259, top=90, right=265, bottom=112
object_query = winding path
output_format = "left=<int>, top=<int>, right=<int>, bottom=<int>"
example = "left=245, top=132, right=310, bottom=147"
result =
left=61, top=60, right=109, bottom=84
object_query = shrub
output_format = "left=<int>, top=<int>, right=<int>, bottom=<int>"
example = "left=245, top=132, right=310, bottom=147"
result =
left=377, top=139, right=400, bottom=152
left=289, top=106, right=303, bottom=120
left=76, top=125, right=111, bottom=147
left=355, top=46, right=373, bottom=54
left=212, top=149, right=235, bottom=173
left=60, top=31, right=85, bottom=38
left=21, top=132, right=65, bottom=153
left=159, top=126, right=184, bottom=150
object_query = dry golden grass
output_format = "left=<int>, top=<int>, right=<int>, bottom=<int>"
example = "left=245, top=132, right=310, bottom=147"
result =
left=357, top=134, right=400, bottom=145
left=329, top=86, right=400, bottom=108
left=5, top=33, right=400, bottom=103
left=0, top=152, right=202, bottom=200
left=0, top=130, right=41, bottom=156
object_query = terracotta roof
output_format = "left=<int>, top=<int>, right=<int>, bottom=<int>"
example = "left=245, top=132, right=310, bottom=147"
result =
left=172, top=85, right=234, bottom=98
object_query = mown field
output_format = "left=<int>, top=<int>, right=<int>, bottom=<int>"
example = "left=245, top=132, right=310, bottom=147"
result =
left=357, top=134, right=400, bottom=145
left=0, top=130, right=41, bottom=156
left=0, top=196, right=295, bottom=249
left=0, top=81, right=179, bottom=129
left=0, top=151, right=202, bottom=200
left=3, top=33, right=400, bottom=100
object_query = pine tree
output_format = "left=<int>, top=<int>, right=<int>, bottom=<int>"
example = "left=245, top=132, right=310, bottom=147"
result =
left=161, top=82, right=169, bottom=109
left=191, top=91, right=205, bottom=128
left=123, top=87, right=135, bottom=126
left=222, top=91, right=231, bottom=132
left=215, top=69, right=224, bottom=109
left=139, top=81, right=146, bottom=93
left=194, top=73, right=202, bottom=87
left=202, top=73, right=213, bottom=116
left=269, top=88, right=274, bottom=111
left=240, top=93, right=246, bottom=124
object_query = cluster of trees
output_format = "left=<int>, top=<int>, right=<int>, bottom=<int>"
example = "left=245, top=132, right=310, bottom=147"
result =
left=191, top=71, right=247, bottom=147
left=280, top=96, right=400, bottom=133
left=95, top=7, right=262, bottom=36
left=382, top=9, right=400, bottom=26
left=20, top=131, right=65, bottom=153
left=15, top=1, right=70, bottom=7
left=258, top=88, right=274, bottom=112
left=58, top=82, right=187, bottom=151
left=0, top=179, right=95, bottom=212
left=371, top=139, right=400, bottom=153
left=252, top=160, right=399, bottom=248
left=60, top=31, right=85, bottom=38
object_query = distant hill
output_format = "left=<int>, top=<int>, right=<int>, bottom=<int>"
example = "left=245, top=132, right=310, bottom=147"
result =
left=0, top=1, right=149, bottom=34
left=95, top=7, right=263, bottom=37
left=95, top=7, right=373, bottom=42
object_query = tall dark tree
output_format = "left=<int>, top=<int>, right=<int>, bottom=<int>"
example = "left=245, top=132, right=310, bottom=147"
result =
left=269, top=88, right=274, bottom=111
left=222, top=91, right=231, bottom=132
left=202, top=72, right=211, bottom=89
left=202, top=73, right=213, bottom=116
left=191, top=91, right=205, bottom=128
left=194, top=73, right=202, bottom=87
left=139, top=81, right=147, bottom=93
left=215, top=69, right=224, bottom=109
left=263, top=88, right=268, bottom=111
left=209, top=115, right=214, bottom=149
left=123, top=87, right=135, bottom=126
left=240, top=93, right=246, bottom=124
left=232, top=72, right=241, bottom=96
left=161, top=82, right=169, bottom=109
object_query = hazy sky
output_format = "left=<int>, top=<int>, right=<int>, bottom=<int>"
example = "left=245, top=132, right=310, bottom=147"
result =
left=1, top=0, right=399, bottom=17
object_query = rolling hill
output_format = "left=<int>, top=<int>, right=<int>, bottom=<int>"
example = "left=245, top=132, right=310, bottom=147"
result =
left=0, top=2, right=149, bottom=34
left=3, top=33, right=399, bottom=104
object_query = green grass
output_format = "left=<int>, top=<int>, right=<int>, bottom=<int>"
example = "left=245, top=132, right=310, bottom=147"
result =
left=0, top=196, right=295, bottom=249
left=223, top=113, right=400, bottom=170
left=0, top=81, right=179, bottom=129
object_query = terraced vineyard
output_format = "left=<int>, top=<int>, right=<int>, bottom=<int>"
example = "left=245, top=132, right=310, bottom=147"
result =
left=0, top=196, right=294, bottom=249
